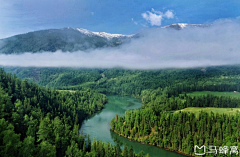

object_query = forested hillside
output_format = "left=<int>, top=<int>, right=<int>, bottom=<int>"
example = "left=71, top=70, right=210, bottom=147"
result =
left=0, top=68, right=142, bottom=157
left=111, top=89, right=240, bottom=156
left=111, top=110, right=240, bottom=156
left=4, top=65, right=240, bottom=96
left=3, top=65, right=240, bottom=156
left=107, top=67, right=240, bottom=156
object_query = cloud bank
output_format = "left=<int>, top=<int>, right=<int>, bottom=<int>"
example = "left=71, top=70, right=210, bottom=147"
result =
left=141, top=9, right=174, bottom=26
left=1, top=20, right=240, bottom=70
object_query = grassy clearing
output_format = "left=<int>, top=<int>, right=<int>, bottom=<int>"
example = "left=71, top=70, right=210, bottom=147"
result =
left=175, top=107, right=240, bottom=115
left=185, top=91, right=240, bottom=98
left=57, top=90, right=76, bottom=93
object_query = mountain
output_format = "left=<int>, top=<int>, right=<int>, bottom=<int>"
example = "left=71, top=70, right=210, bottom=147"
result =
left=0, top=27, right=135, bottom=54
left=162, top=23, right=209, bottom=30
left=0, top=23, right=209, bottom=54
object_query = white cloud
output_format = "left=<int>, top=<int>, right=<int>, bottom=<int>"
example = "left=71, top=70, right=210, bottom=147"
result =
left=142, top=12, right=163, bottom=26
left=164, top=10, right=174, bottom=19
left=141, top=9, right=174, bottom=26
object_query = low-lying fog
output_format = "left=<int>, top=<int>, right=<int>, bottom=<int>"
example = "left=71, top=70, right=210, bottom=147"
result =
left=1, top=20, right=240, bottom=69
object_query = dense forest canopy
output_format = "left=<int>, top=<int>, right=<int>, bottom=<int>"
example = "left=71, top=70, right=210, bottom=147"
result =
left=4, top=65, right=240, bottom=96
left=2, top=65, right=240, bottom=156
left=111, top=92, right=240, bottom=156
left=0, top=68, right=142, bottom=157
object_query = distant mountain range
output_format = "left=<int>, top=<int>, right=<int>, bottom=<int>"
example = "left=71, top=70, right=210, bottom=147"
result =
left=0, top=23, right=208, bottom=54
left=162, top=23, right=209, bottom=30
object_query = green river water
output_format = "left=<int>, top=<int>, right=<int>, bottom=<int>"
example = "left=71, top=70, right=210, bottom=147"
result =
left=80, top=95, right=185, bottom=157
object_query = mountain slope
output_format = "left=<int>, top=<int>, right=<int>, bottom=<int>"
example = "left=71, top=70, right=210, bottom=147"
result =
left=0, top=27, right=135, bottom=54
left=0, top=23, right=208, bottom=54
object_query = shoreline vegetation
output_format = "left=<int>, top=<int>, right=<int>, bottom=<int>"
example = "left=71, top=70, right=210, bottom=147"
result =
left=111, top=110, right=240, bottom=157
left=111, top=129, right=192, bottom=157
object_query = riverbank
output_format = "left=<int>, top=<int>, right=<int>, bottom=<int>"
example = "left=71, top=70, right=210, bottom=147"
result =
left=111, top=129, right=194, bottom=157
left=80, top=95, right=185, bottom=157
left=111, top=129, right=192, bottom=157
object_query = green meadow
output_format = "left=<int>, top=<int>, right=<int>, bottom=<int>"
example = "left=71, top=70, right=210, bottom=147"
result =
left=185, top=91, right=240, bottom=98
left=175, top=107, right=240, bottom=115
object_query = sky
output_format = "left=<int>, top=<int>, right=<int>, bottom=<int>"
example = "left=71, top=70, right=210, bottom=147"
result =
left=1, top=0, right=240, bottom=39
left=1, top=0, right=240, bottom=69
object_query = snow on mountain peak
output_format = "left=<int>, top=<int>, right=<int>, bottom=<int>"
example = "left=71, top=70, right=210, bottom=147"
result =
left=162, top=23, right=188, bottom=29
left=76, top=28, right=92, bottom=36
left=173, top=23, right=188, bottom=28
left=162, top=23, right=209, bottom=30
left=76, top=28, right=133, bottom=39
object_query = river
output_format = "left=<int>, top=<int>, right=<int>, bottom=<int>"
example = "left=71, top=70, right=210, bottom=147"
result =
left=80, top=95, right=185, bottom=157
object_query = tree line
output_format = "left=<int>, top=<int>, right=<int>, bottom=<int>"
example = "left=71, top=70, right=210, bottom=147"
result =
left=5, top=65, right=240, bottom=97
left=141, top=88, right=240, bottom=111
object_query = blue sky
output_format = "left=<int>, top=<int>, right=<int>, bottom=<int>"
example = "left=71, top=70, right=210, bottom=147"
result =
left=1, top=0, right=240, bottom=38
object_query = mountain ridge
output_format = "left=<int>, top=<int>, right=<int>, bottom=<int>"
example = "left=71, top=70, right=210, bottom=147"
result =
left=162, top=23, right=210, bottom=30
left=0, top=23, right=209, bottom=54
left=0, top=27, right=135, bottom=54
